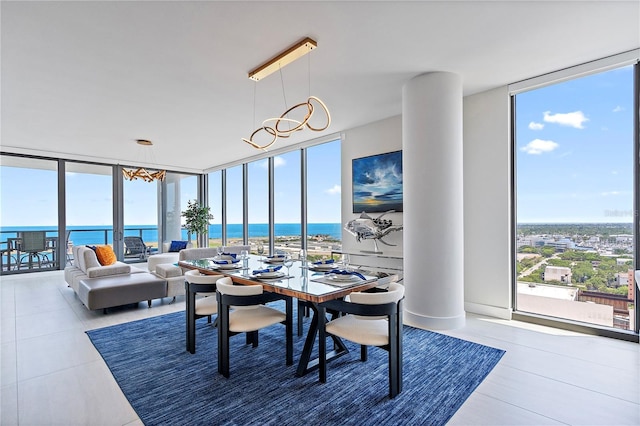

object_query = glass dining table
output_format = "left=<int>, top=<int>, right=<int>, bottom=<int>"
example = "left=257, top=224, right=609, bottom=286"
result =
left=179, top=255, right=382, bottom=382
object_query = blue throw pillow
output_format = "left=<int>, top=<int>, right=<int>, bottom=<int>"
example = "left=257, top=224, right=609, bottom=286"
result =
left=168, top=240, right=188, bottom=252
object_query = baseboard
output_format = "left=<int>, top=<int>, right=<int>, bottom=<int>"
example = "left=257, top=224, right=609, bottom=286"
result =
left=464, top=302, right=512, bottom=320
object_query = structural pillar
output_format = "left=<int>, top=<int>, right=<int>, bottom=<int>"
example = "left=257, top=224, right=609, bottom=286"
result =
left=402, top=72, right=465, bottom=329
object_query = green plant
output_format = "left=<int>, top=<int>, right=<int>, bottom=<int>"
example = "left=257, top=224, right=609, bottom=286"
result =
left=181, top=200, right=213, bottom=240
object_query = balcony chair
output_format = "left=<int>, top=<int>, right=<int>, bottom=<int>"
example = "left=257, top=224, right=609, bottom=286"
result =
left=215, top=277, right=293, bottom=378
left=185, top=269, right=224, bottom=354
left=124, top=236, right=153, bottom=260
left=18, top=231, right=51, bottom=269
left=320, top=282, right=405, bottom=398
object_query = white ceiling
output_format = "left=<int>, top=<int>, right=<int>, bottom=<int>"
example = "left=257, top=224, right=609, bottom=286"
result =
left=2, top=1, right=639, bottom=173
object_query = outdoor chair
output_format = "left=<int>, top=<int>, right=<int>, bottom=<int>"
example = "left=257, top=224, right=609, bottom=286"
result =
left=18, top=231, right=51, bottom=269
left=216, top=277, right=293, bottom=378
left=124, top=236, right=152, bottom=260
left=320, top=282, right=405, bottom=398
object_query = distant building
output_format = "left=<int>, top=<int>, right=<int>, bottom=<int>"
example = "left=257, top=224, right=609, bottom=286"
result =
left=544, top=266, right=572, bottom=284
left=629, top=269, right=636, bottom=303
left=616, top=272, right=629, bottom=287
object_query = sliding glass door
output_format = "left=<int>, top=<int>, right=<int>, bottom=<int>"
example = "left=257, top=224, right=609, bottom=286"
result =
left=66, top=163, right=113, bottom=265
left=0, top=156, right=59, bottom=273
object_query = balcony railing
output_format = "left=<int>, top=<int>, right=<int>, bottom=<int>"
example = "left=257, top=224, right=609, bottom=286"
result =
left=0, top=227, right=159, bottom=274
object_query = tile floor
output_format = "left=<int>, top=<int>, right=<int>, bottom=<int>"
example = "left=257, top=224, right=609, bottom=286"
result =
left=1, top=269, right=638, bottom=425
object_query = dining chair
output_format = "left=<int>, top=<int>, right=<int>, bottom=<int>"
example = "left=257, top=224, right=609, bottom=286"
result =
left=320, top=282, right=405, bottom=398
left=185, top=270, right=224, bottom=353
left=215, top=277, right=293, bottom=378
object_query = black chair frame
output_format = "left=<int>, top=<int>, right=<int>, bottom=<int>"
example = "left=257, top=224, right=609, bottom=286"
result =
left=320, top=296, right=404, bottom=398
left=185, top=280, right=219, bottom=354
left=216, top=290, right=293, bottom=378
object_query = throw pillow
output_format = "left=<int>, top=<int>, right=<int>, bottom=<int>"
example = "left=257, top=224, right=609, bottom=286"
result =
left=95, top=245, right=117, bottom=266
left=169, top=240, right=188, bottom=252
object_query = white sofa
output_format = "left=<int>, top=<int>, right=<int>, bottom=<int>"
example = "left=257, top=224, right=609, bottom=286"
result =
left=64, top=245, right=169, bottom=313
left=64, top=245, right=145, bottom=295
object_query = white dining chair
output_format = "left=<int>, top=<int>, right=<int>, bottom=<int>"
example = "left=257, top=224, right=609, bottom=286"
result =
left=215, top=277, right=293, bottom=378
left=321, top=282, right=405, bottom=398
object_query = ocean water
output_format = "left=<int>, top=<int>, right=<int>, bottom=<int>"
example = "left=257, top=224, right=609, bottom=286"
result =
left=0, top=223, right=342, bottom=247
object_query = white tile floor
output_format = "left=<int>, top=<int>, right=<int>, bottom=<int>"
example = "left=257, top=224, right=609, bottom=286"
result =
left=1, top=269, right=638, bottom=425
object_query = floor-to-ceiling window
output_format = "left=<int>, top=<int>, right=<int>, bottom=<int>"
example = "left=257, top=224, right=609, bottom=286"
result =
left=163, top=172, right=198, bottom=247
left=513, top=60, right=638, bottom=334
left=247, top=159, right=268, bottom=253
left=208, top=170, right=222, bottom=247
left=307, top=139, right=342, bottom=260
left=66, top=162, right=113, bottom=263
left=274, top=151, right=301, bottom=256
left=123, top=173, right=160, bottom=262
left=0, top=156, right=59, bottom=273
left=225, top=165, right=244, bottom=246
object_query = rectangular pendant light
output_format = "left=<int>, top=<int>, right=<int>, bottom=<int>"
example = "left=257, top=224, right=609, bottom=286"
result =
left=248, top=37, right=317, bottom=81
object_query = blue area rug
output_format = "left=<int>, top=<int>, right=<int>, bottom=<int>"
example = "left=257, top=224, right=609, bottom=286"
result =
left=87, top=309, right=505, bottom=426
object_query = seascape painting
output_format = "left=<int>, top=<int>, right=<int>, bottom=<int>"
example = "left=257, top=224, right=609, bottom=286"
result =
left=352, top=150, right=403, bottom=213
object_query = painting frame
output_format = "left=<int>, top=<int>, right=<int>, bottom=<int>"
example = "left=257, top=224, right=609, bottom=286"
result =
left=352, top=150, right=403, bottom=213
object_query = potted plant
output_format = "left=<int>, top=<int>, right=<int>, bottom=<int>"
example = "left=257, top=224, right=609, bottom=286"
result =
left=181, top=200, right=213, bottom=248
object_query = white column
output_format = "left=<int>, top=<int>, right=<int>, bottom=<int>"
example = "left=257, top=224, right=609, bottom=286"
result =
left=402, top=72, right=465, bottom=329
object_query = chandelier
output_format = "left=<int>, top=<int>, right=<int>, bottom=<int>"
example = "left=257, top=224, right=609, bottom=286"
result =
left=122, top=140, right=166, bottom=182
left=242, top=37, right=331, bottom=151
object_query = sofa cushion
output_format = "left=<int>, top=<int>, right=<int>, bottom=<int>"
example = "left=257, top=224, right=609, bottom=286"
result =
left=95, top=245, right=117, bottom=266
left=86, top=262, right=131, bottom=278
left=156, top=263, right=183, bottom=278
left=169, top=240, right=188, bottom=252
left=78, top=246, right=101, bottom=273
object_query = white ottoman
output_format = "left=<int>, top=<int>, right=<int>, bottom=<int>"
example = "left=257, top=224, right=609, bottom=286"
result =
left=154, top=263, right=185, bottom=300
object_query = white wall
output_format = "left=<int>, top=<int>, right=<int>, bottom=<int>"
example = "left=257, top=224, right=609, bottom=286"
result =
left=339, top=86, right=513, bottom=321
left=341, top=116, right=404, bottom=257
left=463, top=86, right=512, bottom=319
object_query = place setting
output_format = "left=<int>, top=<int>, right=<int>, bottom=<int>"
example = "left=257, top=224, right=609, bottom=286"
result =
left=311, top=267, right=375, bottom=287
left=250, top=265, right=288, bottom=281
left=307, top=258, right=338, bottom=272
left=209, top=252, right=242, bottom=270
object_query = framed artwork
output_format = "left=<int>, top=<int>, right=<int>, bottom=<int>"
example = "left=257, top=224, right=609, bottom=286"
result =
left=352, top=150, right=403, bottom=213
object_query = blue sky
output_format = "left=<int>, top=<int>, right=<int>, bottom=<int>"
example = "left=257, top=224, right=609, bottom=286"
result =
left=0, top=139, right=341, bottom=227
left=516, top=65, right=634, bottom=223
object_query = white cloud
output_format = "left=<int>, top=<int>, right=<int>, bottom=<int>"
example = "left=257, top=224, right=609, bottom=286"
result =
left=325, top=184, right=341, bottom=195
left=543, top=110, right=588, bottom=129
left=528, top=121, right=544, bottom=130
left=601, top=191, right=620, bottom=196
left=259, top=156, right=286, bottom=168
left=520, top=139, right=559, bottom=155
left=612, top=105, right=624, bottom=112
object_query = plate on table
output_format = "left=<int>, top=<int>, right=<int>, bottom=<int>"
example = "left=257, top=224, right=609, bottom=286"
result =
left=326, top=273, right=361, bottom=283
left=213, top=255, right=239, bottom=263
left=255, top=271, right=285, bottom=279
left=310, top=263, right=336, bottom=272
left=264, top=257, right=285, bottom=264
left=216, top=263, right=241, bottom=270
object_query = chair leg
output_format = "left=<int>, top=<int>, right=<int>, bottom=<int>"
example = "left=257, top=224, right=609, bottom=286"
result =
left=218, top=306, right=230, bottom=378
left=286, top=297, right=293, bottom=365
left=388, top=312, right=401, bottom=398
left=360, top=345, right=368, bottom=362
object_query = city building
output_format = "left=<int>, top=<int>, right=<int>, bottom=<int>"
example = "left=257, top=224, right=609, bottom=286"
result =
left=544, top=266, right=572, bottom=284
